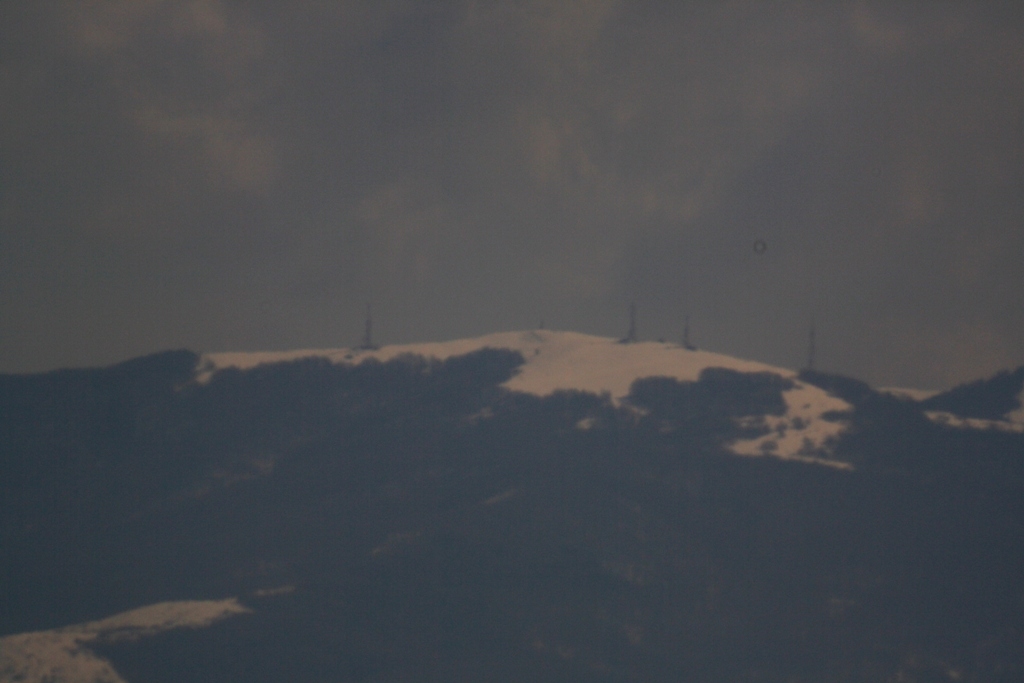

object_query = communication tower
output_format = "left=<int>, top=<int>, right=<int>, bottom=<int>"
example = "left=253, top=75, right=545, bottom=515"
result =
left=359, top=304, right=378, bottom=350
left=683, top=315, right=696, bottom=350
left=620, top=302, right=637, bottom=344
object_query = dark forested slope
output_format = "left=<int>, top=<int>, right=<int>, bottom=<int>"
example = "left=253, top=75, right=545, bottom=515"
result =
left=2, top=349, right=1023, bottom=682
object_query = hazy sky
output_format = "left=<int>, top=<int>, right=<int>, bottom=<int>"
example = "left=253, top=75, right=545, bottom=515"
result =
left=2, top=0, right=1022, bottom=388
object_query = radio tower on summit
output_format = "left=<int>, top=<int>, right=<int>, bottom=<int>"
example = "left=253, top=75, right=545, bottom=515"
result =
left=683, top=315, right=696, bottom=350
left=359, top=304, right=378, bottom=350
left=620, top=302, right=638, bottom=344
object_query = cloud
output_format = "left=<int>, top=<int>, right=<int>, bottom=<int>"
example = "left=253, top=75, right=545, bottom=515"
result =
left=359, top=181, right=448, bottom=285
left=61, top=0, right=163, bottom=53
left=133, top=105, right=274, bottom=191
left=849, top=2, right=967, bottom=54
left=60, top=0, right=273, bottom=192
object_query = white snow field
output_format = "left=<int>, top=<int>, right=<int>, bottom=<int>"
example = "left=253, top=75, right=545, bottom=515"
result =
left=0, top=599, right=249, bottom=683
left=201, top=330, right=854, bottom=469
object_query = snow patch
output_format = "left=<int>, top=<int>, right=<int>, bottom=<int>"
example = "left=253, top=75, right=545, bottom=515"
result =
left=878, top=386, right=941, bottom=402
left=925, top=411, right=1024, bottom=433
left=730, top=383, right=853, bottom=470
left=1007, top=387, right=1024, bottom=425
left=880, top=383, right=1024, bottom=431
left=0, top=599, right=249, bottom=683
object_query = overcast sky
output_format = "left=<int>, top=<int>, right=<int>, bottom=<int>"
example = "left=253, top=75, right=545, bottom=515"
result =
left=2, top=0, right=1022, bottom=388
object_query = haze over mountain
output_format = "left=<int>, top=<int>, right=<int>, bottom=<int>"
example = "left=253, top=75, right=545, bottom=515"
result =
left=3, top=2, right=1024, bottom=389
left=3, top=331, right=1023, bottom=682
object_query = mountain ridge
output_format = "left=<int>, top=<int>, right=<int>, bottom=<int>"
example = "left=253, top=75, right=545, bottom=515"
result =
left=201, top=330, right=853, bottom=467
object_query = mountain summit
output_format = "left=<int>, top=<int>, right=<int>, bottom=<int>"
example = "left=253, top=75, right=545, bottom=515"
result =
left=202, top=330, right=853, bottom=467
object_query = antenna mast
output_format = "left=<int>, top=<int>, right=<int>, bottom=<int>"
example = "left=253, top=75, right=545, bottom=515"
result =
left=621, top=302, right=637, bottom=343
left=359, top=303, right=378, bottom=350
left=683, top=314, right=696, bottom=350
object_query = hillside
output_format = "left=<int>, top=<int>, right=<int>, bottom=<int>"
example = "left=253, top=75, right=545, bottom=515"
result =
left=2, top=332, right=1023, bottom=682
left=203, top=331, right=853, bottom=467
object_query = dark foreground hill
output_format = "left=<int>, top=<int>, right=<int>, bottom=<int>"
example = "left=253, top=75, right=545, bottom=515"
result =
left=1, top=342, right=1023, bottom=682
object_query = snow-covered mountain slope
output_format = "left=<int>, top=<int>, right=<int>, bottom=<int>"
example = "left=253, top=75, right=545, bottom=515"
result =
left=201, top=330, right=853, bottom=468
left=0, top=599, right=249, bottom=683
